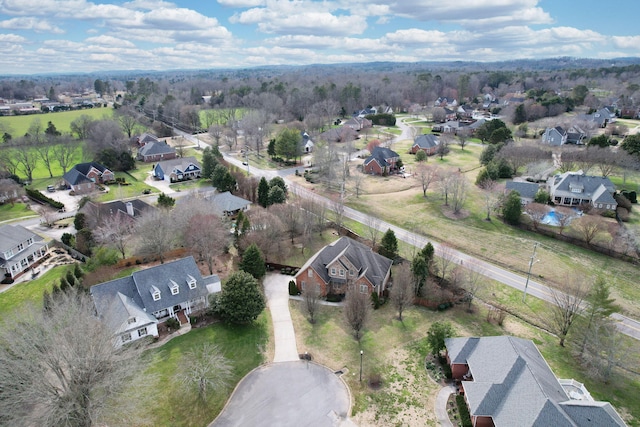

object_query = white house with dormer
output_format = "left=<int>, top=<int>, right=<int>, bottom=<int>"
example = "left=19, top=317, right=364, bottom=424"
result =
left=0, top=224, right=49, bottom=279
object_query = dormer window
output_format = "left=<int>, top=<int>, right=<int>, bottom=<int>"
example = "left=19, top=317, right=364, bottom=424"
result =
left=150, top=285, right=161, bottom=301
left=169, top=280, right=179, bottom=295
left=187, top=275, right=197, bottom=290
left=127, top=317, right=136, bottom=324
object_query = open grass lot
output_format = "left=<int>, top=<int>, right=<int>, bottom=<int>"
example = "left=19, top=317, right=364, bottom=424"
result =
left=0, top=202, right=36, bottom=222
left=94, top=171, right=157, bottom=202
left=0, top=107, right=113, bottom=136
left=119, top=314, right=269, bottom=427
left=0, top=266, right=67, bottom=316
left=290, top=296, right=640, bottom=426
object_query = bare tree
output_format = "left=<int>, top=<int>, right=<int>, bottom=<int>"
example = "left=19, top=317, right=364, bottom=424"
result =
left=332, top=194, right=345, bottom=232
left=343, top=285, right=372, bottom=341
left=135, top=209, right=178, bottom=263
left=51, top=136, right=79, bottom=175
left=12, top=139, right=39, bottom=182
left=554, top=206, right=573, bottom=236
left=301, top=284, right=322, bottom=324
left=574, top=215, right=605, bottom=245
left=95, top=213, right=134, bottom=259
left=579, top=317, right=624, bottom=383
left=525, top=203, right=548, bottom=230
left=183, top=212, right=229, bottom=274
left=36, top=205, right=56, bottom=227
left=115, top=105, right=141, bottom=138
left=0, top=177, right=23, bottom=206
left=390, top=264, right=415, bottom=322
left=271, top=202, right=301, bottom=244
left=462, top=261, right=485, bottom=310
left=449, top=172, right=468, bottom=214
left=457, top=128, right=470, bottom=150
left=0, top=289, right=147, bottom=427
left=244, top=208, right=287, bottom=262
left=547, top=278, right=589, bottom=346
left=208, top=124, right=224, bottom=147
left=351, top=170, right=364, bottom=198
left=176, top=343, right=232, bottom=401
left=34, top=136, right=56, bottom=178
left=437, top=243, right=456, bottom=282
left=415, top=163, right=439, bottom=197
left=479, top=178, right=499, bottom=221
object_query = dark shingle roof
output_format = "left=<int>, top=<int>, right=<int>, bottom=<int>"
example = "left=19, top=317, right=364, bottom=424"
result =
left=297, top=236, right=392, bottom=289
left=0, top=224, right=42, bottom=253
left=505, top=181, right=539, bottom=200
left=154, top=156, right=201, bottom=173
left=210, top=191, right=251, bottom=215
left=62, top=168, right=93, bottom=186
left=364, top=146, right=399, bottom=168
left=139, top=140, right=176, bottom=157
left=413, top=134, right=439, bottom=149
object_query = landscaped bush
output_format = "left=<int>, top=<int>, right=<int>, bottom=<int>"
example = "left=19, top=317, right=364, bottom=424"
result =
left=25, top=188, right=64, bottom=209
left=165, top=317, right=180, bottom=330
left=456, top=395, right=473, bottom=427
left=371, top=292, right=381, bottom=309
left=326, top=293, right=344, bottom=303
left=288, top=280, right=299, bottom=296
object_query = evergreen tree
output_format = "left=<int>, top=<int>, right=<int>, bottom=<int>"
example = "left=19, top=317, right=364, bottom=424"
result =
left=502, top=190, right=522, bottom=225
left=59, top=277, right=70, bottom=292
left=269, top=177, right=287, bottom=197
left=267, top=185, right=286, bottom=205
left=42, top=289, right=53, bottom=313
left=427, top=321, right=455, bottom=357
left=74, top=213, right=87, bottom=231
left=211, top=164, right=236, bottom=192
left=379, top=228, right=398, bottom=260
left=513, top=104, right=526, bottom=124
left=73, top=263, right=84, bottom=280
left=216, top=271, right=266, bottom=324
left=157, top=193, right=175, bottom=209
left=258, top=177, right=270, bottom=208
left=201, top=146, right=219, bottom=180
left=66, top=270, right=77, bottom=288
left=580, top=277, right=620, bottom=357
left=239, top=243, right=266, bottom=279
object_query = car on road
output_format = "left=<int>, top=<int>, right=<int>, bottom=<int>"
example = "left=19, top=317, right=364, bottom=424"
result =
left=46, top=185, right=56, bottom=192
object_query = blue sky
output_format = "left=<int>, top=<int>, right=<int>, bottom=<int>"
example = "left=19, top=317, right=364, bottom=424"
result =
left=0, top=0, right=638, bottom=75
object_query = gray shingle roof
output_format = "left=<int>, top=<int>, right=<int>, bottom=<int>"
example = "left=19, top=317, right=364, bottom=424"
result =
left=138, top=140, right=176, bottom=157
left=445, top=336, right=626, bottom=427
left=91, top=257, right=219, bottom=333
left=364, top=146, right=399, bottom=168
left=0, top=224, right=41, bottom=253
left=413, top=134, right=439, bottom=149
left=505, top=181, right=540, bottom=200
left=62, top=168, right=93, bottom=186
left=549, top=172, right=617, bottom=206
left=210, top=191, right=251, bottom=216
left=296, top=236, right=392, bottom=289
left=154, top=156, right=201, bottom=174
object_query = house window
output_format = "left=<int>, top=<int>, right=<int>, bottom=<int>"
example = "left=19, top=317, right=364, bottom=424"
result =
left=301, top=281, right=306, bottom=290
left=27, top=238, right=33, bottom=245
left=137, top=327, right=147, bottom=337
left=308, top=269, right=313, bottom=278
left=339, top=269, right=345, bottom=277
left=17, top=243, right=24, bottom=251
left=349, top=270, right=354, bottom=277
left=4, top=250, right=12, bottom=258
left=171, top=285, right=179, bottom=295
left=152, top=292, right=161, bottom=301
left=359, top=284, right=368, bottom=294
left=121, top=333, right=132, bottom=343
left=330, top=267, right=336, bottom=276
left=127, top=317, right=136, bottom=324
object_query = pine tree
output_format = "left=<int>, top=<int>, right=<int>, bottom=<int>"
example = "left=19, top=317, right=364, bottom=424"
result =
left=258, top=177, right=269, bottom=208
left=239, top=243, right=266, bottom=279
left=379, top=228, right=398, bottom=260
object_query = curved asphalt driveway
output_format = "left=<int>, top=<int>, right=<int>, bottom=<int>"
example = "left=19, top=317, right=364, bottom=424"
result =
left=210, top=274, right=354, bottom=426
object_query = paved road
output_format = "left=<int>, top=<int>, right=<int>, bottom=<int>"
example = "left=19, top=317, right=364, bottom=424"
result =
left=180, top=126, right=640, bottom=342
left=210, top=362, right=353, bottom=427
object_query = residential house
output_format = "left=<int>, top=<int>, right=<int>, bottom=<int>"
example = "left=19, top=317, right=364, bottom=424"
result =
left=136, top=132, right=159, bottom=146
left=295, top=236, right=392, bottom=297
left=79, top=198, right=155, bottom=229
left=501, top=92, right=527, bottom=105
left=153, top=156, right=201, bottom=182
left=411, top=134, right=440, bottom=155
left=457, top=105, right=474, bottom=119
left=344, top=117, right=373, bottom=131
left=137, top=140, right=177, bottom=162
left=63, top=162, right=115, bottom=193
left=542, top=126, right=586, bottom=146
left=445, top=336, right=626, bottom=427
left=0, top=224, right=49, bottom=279
left=579, top=107, right=616, bottom=128
left=547, top=171, right=617, bottom=210
left=443, top=108, right=457, bottom=122
left=302, top=131, right=314, bottom=153
left=434, top=97, right=457, bottom=108
left=354, top=107, right=377, bottom=118
left=318, top=126, right=358, bottom=143
left=505, top=181, right=540, bottom=205
left=363, top=146, right=400, bottom=175
left=432, top=120, right=460, bottom=134
left=90, top=256, right=221, bottom=347
left=208, top=191, right=251, bottom=218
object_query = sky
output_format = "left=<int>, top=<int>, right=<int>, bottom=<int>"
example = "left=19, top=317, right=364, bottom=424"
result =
left=0, top=0, right=639, bottom=75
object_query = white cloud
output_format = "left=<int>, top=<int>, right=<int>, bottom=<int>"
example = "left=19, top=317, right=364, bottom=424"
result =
left=85, top=35, right=136, bottom=48
left=0, top=33, right=27, bottom=43
left=217, top=0, right=266, bottom=6
left=0, top=17, right=64, bottom=33
left=611, top=36, right=640, bottom=50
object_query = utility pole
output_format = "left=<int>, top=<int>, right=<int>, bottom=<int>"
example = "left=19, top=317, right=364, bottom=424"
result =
left=522, top=242, right=539, bottom=303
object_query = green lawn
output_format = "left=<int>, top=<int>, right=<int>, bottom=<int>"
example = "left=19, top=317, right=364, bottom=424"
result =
left=124, top=314, right=269, bottom=427
left=169, top=178, right=211, bottom=192
left=0, top=202, right=37, bottom=222
left=0, top=107, right=113, bottom=137
left=94, top=171, right=157, bottom=202
left=0, top=266, right=67, bottom=317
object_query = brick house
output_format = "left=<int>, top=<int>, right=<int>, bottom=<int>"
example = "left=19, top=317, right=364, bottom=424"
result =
left=363, top=146, right=400, bottom=175
left=445, top=336, right=626, bottom=427
left=294, top=236, right=392, bottom=297
left=411, top=134, right=440, bottom=155
left=136, top=140, right=177, bottom=162
left=63, top=162, right=115, bottom=193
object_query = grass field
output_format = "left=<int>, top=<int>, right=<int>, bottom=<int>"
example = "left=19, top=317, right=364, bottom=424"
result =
left=290, top=295, right=640, bottom=426
left=0, top=202, right=37, bottom=222
left=0, top=265, right=68, bottom=316
left=0, top=107, right=113, bottom=136
left=121, top=314, right=269, bottom=427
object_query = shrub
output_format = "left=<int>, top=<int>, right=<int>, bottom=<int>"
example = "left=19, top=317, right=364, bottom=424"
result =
left=165, top=317, right=180, bottom=330
left=25, top=187, right=64, bottom=209
left=371, top=292, right=381, bottom=309
left=443, top=363, right=452, bottom=379
left=326, top=293, right=343, bottom=303
left=61, top=232, right=74, bottom=246
left=456, top=395, right=473, bottom=427
left=288, top=280, right=299, bottom=296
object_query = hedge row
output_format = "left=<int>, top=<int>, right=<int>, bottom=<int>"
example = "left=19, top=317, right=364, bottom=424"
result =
left=26, top=188, right=64, bottom=209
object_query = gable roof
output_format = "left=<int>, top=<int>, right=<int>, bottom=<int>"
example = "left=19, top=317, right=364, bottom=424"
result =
left=296, top=236, right=392, bottom=289
left=138, top=133, right=159, bottom=144
left=413, top=134, right=440, bottom=149
left=549, top=172, right=616, bottom=205
left=505, top=181, right=540, bottom=200
left=446, top=336, right=626, bottom=427
left=81, top=199, right=155, bottom=222
left=154, top=156, right=201, bottom=173
left=0, top=224, right=41, bottom=253
left=91, top=257, right=219, bottom=332
left=364, top=146, right=400, bottom=168
left=138, top=140, right=176, bottom=157
left=210, top=191, right=251, bottom=215
left=63, top=162, right=112, bottom=185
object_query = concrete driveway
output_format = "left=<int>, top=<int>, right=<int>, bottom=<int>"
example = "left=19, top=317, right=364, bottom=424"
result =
left=263, top=273, right=299, bottom=362
left=211, top=361, right=352, bottom=427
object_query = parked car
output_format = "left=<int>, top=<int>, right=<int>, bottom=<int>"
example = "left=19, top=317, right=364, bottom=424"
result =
left=46, top=185, right=56, bottom=192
